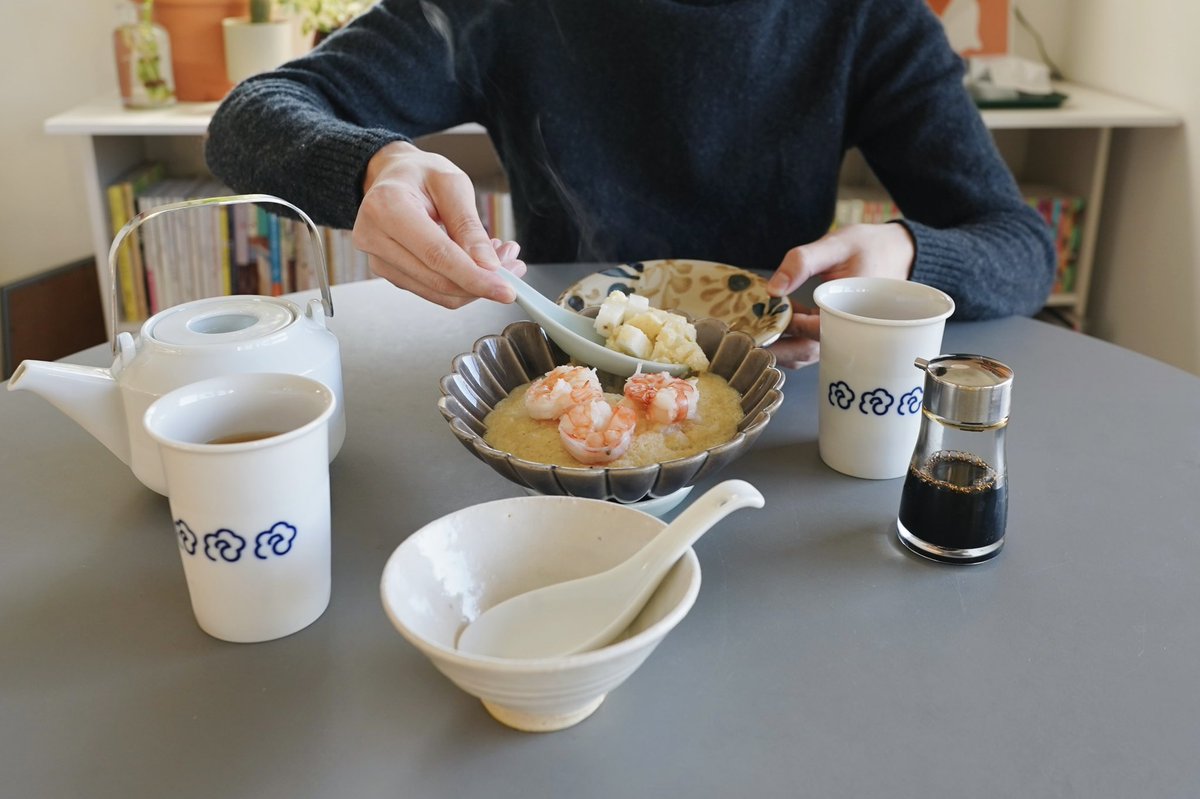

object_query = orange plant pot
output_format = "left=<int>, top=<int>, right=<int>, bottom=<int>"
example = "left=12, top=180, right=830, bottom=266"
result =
left=153, top=0, right=249, bottom=102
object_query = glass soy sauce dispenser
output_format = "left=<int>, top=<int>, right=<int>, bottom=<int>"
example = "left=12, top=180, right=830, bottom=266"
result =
left=896, top=354, right=1014, bottom=564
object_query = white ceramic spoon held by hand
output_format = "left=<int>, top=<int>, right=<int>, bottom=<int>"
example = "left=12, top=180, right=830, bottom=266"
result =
left=496, top=269, right=688, bottom=378
left=456, top=480, right=764, bottom=659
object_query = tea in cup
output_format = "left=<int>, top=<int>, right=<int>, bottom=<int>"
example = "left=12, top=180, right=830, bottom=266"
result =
left=143, top=373, right=337, bottom=642
left=813, top=277, right=954, bottom=479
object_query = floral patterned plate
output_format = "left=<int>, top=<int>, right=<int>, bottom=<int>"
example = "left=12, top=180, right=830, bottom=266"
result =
left=557, top=260, right=793, bottom=346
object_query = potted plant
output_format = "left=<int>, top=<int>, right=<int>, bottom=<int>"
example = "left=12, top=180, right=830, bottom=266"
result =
left=152, top=0, right=249, bottom=101
left=277, top=0, right=375, bottom=45
left=222, top=0, right=298, bottom=84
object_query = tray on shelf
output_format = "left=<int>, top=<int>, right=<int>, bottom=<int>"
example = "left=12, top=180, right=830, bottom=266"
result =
left=973, top=91, right=1069, bottom=110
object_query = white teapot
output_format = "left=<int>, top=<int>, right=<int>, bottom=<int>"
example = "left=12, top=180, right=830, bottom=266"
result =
left=7, top=194, right=345, bottom=496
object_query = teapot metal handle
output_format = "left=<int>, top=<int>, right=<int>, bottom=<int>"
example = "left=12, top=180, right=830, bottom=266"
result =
left=106, top=193, right=334, bottom=355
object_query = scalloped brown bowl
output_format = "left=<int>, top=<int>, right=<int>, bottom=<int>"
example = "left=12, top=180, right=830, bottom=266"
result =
left=436, top=317, right=786, bottom=503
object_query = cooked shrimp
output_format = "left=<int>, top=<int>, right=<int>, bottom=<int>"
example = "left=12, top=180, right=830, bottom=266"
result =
left=623, top=370, right=700, bottom=425
left=523, top=365, right=603, bottom=420
left=558, top=399, right=638, bottom=465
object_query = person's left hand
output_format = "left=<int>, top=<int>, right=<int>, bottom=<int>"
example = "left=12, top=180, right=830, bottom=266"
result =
left=764, top=223, right=915, bottom=368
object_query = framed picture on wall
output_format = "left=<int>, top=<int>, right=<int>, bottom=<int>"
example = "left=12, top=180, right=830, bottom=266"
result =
left=927, top=0, right=1010, bottom=56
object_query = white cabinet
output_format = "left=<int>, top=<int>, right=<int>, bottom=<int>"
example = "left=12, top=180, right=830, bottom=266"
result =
left=46, top=82, right=1179, bottom=337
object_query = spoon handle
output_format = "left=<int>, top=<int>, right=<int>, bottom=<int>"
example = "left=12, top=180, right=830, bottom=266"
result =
left=625, top=480, right=764, bottom=585
left=497, top=268, right=598, bottom=339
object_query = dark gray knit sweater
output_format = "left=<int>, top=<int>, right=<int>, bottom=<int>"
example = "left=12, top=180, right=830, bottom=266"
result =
left=205, top=0, right=1056, bottom=319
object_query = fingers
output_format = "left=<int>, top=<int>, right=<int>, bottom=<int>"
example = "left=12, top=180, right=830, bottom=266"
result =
left=784, top=308, right=821, bottom=341
left=356, top=144, right=518, bottom=307
left=766, top=223, right=916, bottom=297
left=499, top=258, right=528, bottom=278
left=493, top=239, right=521, bottom=262
left=364, top=238, right=481, bottom=309
left=766, top=308, right=821, bottom=369
left=426, top=170, right=502, bottom=272
left=766, top=231, right=856, bottom=297
left=767, top=337, right=821, bottom=370
left=394, top=172, right=514, bottom=303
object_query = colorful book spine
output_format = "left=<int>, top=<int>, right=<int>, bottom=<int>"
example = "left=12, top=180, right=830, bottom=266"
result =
left=1024, top=193, right=1085, bottom=293
left=106, top=182, right=140, bottom=322
left=217, top=204, right=233, bottom=296
left=831, top=186, right=1084, bottom=296
left=267, top=212, right=282, bottom=296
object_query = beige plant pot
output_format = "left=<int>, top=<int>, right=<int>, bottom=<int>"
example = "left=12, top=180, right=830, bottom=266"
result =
left=222, top=16, right=296, bottom=84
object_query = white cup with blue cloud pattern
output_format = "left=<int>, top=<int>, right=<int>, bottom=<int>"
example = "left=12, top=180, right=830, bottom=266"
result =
left=145, top=373, right=336, bottom=642
left=814, top=277, right=954, bottom=480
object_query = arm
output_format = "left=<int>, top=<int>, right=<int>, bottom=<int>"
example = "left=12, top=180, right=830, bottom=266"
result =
left=846, top=0, right=1056, bottom=320
left=767, top=0, right=1055, bottom=366
left=205, top=0, right=520, bottom=306
left=206, top=0, right=485, bottom=229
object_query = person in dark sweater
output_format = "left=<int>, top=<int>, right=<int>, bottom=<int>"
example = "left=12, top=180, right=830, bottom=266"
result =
left=205, top=0, right=1055, bottom=367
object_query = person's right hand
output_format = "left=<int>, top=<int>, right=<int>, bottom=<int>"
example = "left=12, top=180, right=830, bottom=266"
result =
left=354, top=140, right=525, bottom=308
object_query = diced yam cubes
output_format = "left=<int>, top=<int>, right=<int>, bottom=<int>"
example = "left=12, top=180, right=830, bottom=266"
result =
left=592, top=289, right=709, bottom=372
left=610, top=324, right=653, bottom=359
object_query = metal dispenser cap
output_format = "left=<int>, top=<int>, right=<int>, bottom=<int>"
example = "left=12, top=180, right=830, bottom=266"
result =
left=914, top=354, right=1013, bottom=426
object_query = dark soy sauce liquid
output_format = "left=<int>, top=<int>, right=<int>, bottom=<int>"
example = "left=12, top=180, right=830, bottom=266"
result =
left=898, top=450, right=1007, bottom=557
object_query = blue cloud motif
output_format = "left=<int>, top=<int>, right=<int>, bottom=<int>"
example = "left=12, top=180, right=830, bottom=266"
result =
left=898, top=387, right=923, bottom=416
left=859, top=388, right=895, bottom=416
left=256, top=522, right=297, bottom=559
left=204, top=529, right=246, bottom=563
left=828, top=381, right=855, bottom=410
left=176, top=520, right=197, bottom=556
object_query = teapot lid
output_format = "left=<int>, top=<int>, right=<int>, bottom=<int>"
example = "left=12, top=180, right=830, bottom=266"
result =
left=148, top=297, right=297, bottom=347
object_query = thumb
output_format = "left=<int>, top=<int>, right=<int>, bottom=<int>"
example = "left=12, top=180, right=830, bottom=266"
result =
left=767, top=231, right=856, bottom=296
left=427, top=173, right=500, bottom=270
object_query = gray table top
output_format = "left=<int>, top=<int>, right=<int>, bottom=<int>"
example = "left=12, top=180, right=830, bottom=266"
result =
left=4, top=267, right=1200, bottom=798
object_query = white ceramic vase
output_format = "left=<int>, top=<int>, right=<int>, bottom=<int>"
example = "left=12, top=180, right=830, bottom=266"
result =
left=222, top=17, right=295, bottom=84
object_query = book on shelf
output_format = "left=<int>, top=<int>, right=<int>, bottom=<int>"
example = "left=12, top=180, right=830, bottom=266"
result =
left=1022, top=186, right=1085, bottom=294
left=105, top=161, right=165, bottom=322
left=475, top=177, right=514, bottom=241
left=137, top=177, right=202, bottom=314
left=832, top=185, right=1085, bottom=294
left=112, top=177, right=381, bottom=321
left=113, top=177, right=487, bottom=323
left=830, top=186, right=903, bottom=229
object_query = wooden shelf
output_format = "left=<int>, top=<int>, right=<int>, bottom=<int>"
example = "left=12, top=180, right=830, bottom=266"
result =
left=980, top=81, right=1180, bottom=130
left=44, top=95, right=486, bottom=137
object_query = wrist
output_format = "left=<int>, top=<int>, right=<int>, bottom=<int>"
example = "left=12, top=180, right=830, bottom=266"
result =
left=363, top=140, right=419, bottom=194
left=889, top=220, right=916, bottom=279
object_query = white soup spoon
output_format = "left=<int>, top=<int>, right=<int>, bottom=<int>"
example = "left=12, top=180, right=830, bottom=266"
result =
left=497, top=269, right=688, bottom=378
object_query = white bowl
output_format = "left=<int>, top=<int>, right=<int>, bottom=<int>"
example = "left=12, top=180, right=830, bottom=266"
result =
left=379, top=495, right=701, bottom=732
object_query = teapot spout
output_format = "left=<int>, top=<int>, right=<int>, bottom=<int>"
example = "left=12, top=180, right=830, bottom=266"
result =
left=7, top=360, right=131, bottom=465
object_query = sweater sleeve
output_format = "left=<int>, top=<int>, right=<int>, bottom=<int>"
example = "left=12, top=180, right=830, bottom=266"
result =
left=845, top=0, right=1056, bottom=319
left=205, top=0, right=489, bottom=230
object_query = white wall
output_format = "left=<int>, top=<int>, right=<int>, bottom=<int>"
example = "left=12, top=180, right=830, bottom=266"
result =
left=0, top=1, right=114, bottom=357
left=1, top=0, right=115, bottom=284
left=1057, top=0, right=1200, bottom=375
left=1011, top=0, right=1197, bottom=374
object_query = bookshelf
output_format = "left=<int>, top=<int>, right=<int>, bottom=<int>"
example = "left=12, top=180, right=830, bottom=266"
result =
left=47, top=83, right=1179, bottom=337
